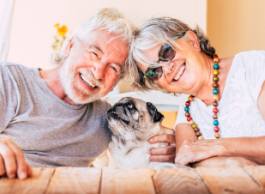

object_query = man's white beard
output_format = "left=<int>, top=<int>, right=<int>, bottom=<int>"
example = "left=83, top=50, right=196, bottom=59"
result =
left=59, top=64, right=104, bottom=105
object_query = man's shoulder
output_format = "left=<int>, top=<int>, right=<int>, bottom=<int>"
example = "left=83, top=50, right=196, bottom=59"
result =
left=0, top=62, right=33, bottom=77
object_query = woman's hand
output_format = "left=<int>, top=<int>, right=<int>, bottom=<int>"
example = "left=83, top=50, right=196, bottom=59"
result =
left=149, top=134, right=176, bottom=162
left=175, top=139, right=227, bottom=165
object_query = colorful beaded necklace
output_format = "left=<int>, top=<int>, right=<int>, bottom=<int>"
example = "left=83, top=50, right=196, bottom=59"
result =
left=184, top=53, right=220, bottom=140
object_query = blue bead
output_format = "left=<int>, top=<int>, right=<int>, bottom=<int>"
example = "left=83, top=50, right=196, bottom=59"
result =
left=213, top=64, right=219, bottom=69
left=213, top=88, right=218, bottom=95
left=184, top=106, right=189, bottom=112
left=213, top=120, right=219, bottom=126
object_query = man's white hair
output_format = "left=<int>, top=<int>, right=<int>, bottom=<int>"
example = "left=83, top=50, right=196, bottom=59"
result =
left=50, top=7, right=136, bottom=72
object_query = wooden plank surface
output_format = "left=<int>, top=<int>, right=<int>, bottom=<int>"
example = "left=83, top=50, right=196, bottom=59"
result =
left=245, top=166, right=265, bottom=192
left=101, top=168, right=156, bottom=194
left=0, top=168, right=54, bottom=194
left=198, top=167, right=264, bottom=194
left=45, top=167, right=101, bottom=194
left=153, top=168, right=210, bottom=194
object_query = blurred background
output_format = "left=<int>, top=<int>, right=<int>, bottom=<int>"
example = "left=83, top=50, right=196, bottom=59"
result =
left=1, top=0, right=265, bottom=128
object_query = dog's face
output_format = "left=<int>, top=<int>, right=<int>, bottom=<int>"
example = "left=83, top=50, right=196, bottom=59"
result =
left=107, top=97, right=164, bottom=141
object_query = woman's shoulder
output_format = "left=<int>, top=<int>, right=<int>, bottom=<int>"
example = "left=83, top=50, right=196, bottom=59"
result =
left=230, top=50, right=265, bottom=80
left=232, top=50, right=265, bottom=102
left=235, top=50, right=265, bottom=62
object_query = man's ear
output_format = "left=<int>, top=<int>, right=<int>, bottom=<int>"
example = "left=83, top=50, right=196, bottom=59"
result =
left=146, top=102, right=164, bottom=123
left=186, top=31, right=201, bottom=52
left=64, top=37, right=74, bottom=58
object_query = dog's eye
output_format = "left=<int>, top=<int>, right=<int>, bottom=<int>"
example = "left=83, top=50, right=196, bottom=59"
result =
left=127, top=102, right=133, bottom=109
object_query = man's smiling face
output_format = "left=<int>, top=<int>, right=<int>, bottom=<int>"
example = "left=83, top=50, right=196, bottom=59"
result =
left=59, top=30, right=129, bottom=104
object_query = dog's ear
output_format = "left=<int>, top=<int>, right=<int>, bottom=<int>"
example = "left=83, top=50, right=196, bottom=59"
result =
left=146, top=102, right=164, bottom=123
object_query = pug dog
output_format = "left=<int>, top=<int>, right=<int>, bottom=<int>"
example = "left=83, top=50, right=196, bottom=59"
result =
left=94, top=97, right=174, bottom=168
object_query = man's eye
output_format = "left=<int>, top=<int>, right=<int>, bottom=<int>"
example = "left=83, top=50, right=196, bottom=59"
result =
left=111, top=66, right=117, bottom=72
left=107, top=65, right=121, bottom=75
left=90, top=52, right=99, bottom=60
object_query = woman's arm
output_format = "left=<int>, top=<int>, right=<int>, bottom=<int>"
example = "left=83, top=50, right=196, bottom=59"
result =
left=174, top=123, right=264, bottom=166
left=175, top=134, right=265, bottom=166
left=258, top=81, right=265, bottom=119
left=175, top=123, right=197, bottom=153
left=191, top=156, right=257, bottom=168
left=175, top=80, right=265, bottom=166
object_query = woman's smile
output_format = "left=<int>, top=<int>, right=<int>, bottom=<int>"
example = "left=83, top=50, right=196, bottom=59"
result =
left=172, top=62, right=186, bottom=82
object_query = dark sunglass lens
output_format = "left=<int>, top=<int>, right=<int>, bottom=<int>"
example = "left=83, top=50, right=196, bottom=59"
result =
left=159, top=44, right=175, bottom=62
left=146, top=67, right=163, bottom=81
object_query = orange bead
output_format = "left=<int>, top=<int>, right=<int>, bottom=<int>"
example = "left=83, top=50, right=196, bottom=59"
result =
left=198, top=136, right=204, bottom=140
left=188, top=96, right=194, bottom=101
left=189, top=120, right=195, bottom=125
left=213, top=95, right=218, bottom=101
left=213, top=58, right=219, bottom=63
left=214, top=132, right=220, bottom=138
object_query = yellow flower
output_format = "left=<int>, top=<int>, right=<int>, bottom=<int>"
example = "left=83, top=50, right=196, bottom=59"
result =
left=57, top=25, right=68, bottom=37
left=54, top=23, right=60, bottom=28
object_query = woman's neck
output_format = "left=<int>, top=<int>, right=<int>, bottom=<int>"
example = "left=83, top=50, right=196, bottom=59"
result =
left=195, top=56, right=234, bottom=106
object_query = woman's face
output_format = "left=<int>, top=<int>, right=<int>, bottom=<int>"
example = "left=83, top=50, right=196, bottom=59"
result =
left=138, top=32, right=210, bottom=95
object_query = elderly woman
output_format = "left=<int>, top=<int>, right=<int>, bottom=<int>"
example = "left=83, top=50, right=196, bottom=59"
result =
left=129, top=17, right=265, bottom=167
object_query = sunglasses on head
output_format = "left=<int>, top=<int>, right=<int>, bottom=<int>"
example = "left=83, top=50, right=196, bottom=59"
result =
left=144, top=36, right=180, bottom=81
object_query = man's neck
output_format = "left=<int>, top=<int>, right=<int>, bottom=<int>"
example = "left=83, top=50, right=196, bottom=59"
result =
left=39, top=65, right=77, bottom=105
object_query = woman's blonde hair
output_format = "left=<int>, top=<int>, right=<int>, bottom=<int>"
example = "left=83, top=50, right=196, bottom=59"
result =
left=128, top=17, right=215, bottom=92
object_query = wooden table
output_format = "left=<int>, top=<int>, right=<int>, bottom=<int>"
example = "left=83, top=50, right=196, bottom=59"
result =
left=1, top=166, right=265, bottom=194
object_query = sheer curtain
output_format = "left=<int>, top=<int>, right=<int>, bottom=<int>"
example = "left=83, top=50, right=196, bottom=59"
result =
left=0, top=0, right=15, bottom=61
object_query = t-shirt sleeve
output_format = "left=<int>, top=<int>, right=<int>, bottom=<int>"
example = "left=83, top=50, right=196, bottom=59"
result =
left=175, top=104, right=189, bottom=129
left=0, top=65, right=18, bottom=133
left=243, top=50, right=265, bottom=102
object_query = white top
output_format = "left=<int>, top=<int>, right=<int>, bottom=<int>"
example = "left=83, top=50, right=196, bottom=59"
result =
left=175, top=50, right=265, bottom=139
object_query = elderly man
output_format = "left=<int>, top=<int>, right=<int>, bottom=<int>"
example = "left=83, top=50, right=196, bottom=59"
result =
left=0, top=8, right=175, bottom=180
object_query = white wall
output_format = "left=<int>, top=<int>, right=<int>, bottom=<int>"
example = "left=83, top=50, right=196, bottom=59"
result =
left=7, top=0, right=207, bottom=69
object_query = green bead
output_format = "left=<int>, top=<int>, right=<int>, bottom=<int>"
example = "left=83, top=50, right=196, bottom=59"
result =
left=213, top=69, right=219, bottom=75
left=184, top=106, right=189, bottom=112
left=151, top=71, right=155, bottom=75
left=191, top=123, right=197, bottom=129
left=213, top=88, right=218, bottom=95
left=213, top=64, right=219, bottom=69
left=213, top=76, right=218, bottom=82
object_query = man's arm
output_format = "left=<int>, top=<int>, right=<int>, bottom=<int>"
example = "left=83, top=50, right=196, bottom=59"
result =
left=0, top=65, right=31, bottom=179
left=0, top=138, right=32, bottom=179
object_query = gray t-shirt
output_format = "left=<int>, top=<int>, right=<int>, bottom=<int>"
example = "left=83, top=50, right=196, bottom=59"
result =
left=0, top=62, right=111, bottom=167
